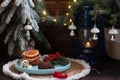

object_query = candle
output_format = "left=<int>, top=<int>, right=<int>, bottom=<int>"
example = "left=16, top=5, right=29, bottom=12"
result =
left=85, top=41, right=91, bottom=48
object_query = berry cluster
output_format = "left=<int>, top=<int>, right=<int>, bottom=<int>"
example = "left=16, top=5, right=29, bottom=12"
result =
left=44, top=52, right=61, bottom=61
left=53, top=71, right=68, bottom=79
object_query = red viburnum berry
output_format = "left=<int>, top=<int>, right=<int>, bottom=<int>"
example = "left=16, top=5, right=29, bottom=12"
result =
left=53, top=71, right=68, bottom=79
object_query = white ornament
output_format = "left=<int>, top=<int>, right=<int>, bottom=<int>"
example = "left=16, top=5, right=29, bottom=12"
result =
left=68, top=23, right=77, bottom=30
left=92, top=34, right=98, bottom=40
left=110, top=34, right=116, bottom=41
left=68, top=23, right=77, bottom=37
left=70, top=30, right=75, bottom=37
left=109, top=26, right=118, bottom=41
left=91, top=25, right=100, bottom=40
left=24, top=24, right=33, bottom=41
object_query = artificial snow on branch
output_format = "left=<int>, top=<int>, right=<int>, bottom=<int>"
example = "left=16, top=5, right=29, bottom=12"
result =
left=14, top=23, right=23, bottom=41
left=8, top=40, right=15, bottom=56
left=28, top=0, right=35, bottom=8
left=0, top=0, right=11, bottom=14
left=0, top=13, right=8, bottom=34
left=5, top=5, right=17, bottom=24
left=19, top=36, right=26, bottom=52
left=0, top=0, right=19, bottom=34
left=4, top=30, right=14, bottom=44
left=21, top=0, right=39, bottom=32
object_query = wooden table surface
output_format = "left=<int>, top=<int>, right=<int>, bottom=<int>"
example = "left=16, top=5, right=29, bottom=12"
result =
left=0, top=56, right=120, bottom=80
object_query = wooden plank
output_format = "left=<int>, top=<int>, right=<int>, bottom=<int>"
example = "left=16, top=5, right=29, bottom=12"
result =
left=45, top=0, right=70, bottom=15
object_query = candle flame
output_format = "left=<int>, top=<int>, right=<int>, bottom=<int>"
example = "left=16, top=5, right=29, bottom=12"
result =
left=85, top=42, right=91, bottom=48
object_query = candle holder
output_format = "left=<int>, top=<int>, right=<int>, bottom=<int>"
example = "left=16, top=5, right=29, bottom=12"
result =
left=82, top=40, right=95, bottom=53
left=72, top=6, right=106, bottom=66
left=78, top=25, right=99, bottom=65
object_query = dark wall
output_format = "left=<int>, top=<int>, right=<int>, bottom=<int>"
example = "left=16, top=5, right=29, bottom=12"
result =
left=36, top=25, right=76, bottom=58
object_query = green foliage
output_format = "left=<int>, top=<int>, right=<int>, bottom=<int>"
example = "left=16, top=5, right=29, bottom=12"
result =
left=70, top=0, right=113, bottom=14
left=70, top=0, right=120, bottom=28
left=47, top=57, right=69, bottom=66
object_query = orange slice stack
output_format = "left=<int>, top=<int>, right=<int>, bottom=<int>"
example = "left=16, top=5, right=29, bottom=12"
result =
left=22, top=50, right=41, bottom=65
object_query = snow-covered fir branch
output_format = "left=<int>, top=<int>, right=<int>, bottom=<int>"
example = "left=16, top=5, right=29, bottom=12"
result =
left=0, top=0, right=11, bottom=14
left=21, top=0, right=39, bottom=32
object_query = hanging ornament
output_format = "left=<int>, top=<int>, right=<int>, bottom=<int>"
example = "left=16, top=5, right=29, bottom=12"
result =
left=68, top=23, right=77, bottom=37
left=70, top=30, right=75, bottom=36
left=91, top=25, right=100, bottom=40
left=90, top=6, right=100, bottom=40
left=109, top=26, right=118, bottom=41
left=24, top=24, right=33, bottom=41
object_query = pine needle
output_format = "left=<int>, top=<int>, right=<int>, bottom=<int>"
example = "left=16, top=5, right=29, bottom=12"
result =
left=4, top=29, right=14, bottom=44
left=8, top=40, right=15, bottom=56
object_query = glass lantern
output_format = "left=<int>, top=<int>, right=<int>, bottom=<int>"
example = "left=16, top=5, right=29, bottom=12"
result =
left=73, top=6, right=104, bottom=65
left=79, top=28, right=96, bottom=54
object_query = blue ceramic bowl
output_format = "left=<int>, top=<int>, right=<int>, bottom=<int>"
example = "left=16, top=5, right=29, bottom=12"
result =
left=14, top=59, right=71, bottom=75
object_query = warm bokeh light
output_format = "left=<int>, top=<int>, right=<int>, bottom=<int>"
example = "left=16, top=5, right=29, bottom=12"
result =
left=64, top=23, right=67, bottom=26
left=42, top=9, right=47, bottom=16
left=37, top=0, right=41, bottom=3
left=53, top=18, right=57, bottom=22
left=66, top=13, right=69, bottom=16
left=68, top=5, right=71, bottom=9
left=73, top=0, right=77, bottom=3
left=69, top=19, right=73, bottom=23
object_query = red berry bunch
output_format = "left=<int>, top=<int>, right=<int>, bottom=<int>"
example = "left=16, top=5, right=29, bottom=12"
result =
left=44, top=52, right=61, bottom=61
left=53, top=71, right=68, bottom=79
